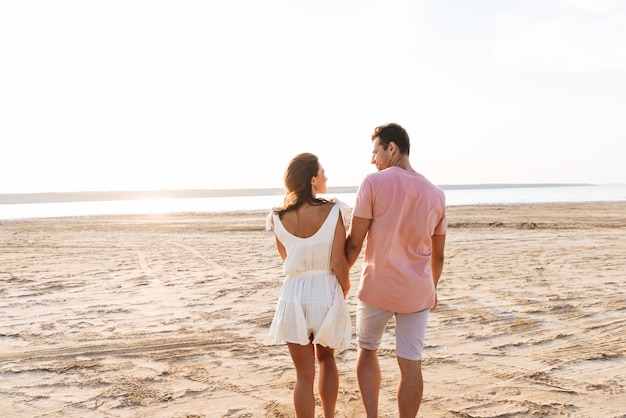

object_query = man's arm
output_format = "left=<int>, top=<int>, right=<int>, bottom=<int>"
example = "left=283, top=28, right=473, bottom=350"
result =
left=345, top=216, right=371, bottom=267
left=430, top=233, right=446, bottom=309
left=431, top=234, right=446, bottom=287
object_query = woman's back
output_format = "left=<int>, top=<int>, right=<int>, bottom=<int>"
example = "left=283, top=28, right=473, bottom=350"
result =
left=273, top=202, right=339, bottom=277
left=278, top=202, right=334, bottom=238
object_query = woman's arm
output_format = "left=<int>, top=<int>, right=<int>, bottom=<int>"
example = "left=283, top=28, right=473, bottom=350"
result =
left=330, top=213, right=350, bottom=298
left=269, top=216, right=287, bottom=261
left=275, top=235, right=287, bottom=261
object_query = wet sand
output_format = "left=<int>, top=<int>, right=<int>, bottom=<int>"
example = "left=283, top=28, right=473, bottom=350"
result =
left=1, top=202, right=625, bottom=417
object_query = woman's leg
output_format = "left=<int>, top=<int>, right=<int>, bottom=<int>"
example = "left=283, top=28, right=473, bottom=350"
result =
left=316, top=344, right=338, bottom=418
left=287, top=342, right=316, bottom=418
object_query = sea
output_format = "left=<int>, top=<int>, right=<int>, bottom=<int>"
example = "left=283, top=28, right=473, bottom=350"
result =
left=1, top=184, right=625, bottom=221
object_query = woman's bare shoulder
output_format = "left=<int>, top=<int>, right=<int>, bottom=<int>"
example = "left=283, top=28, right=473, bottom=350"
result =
left=317, top=201, right=336, bottom=215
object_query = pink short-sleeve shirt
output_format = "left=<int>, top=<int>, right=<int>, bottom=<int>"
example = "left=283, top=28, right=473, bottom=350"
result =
left=353, top=167, right=447, bottom=313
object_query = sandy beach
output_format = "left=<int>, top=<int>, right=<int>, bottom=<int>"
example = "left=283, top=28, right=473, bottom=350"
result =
left=1, top=202, right=625, bottom=417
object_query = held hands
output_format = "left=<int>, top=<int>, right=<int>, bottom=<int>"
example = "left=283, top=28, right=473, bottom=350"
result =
left=336, top=278, right=350, bottom=299
left=334, top=272, right=350, bottom=300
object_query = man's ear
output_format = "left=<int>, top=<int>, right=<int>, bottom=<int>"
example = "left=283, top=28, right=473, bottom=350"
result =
left=388, top=141, right=397, bottom=154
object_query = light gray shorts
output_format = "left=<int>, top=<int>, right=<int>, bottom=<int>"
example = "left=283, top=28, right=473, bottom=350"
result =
left=356, top=300, right=430, bottom=361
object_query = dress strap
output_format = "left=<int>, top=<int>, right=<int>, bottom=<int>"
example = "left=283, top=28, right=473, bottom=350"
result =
left=265, top=210, right=274, bottom=231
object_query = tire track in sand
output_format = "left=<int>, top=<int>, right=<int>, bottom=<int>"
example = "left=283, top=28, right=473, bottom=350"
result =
left=0, top=337, right=236, bottom=362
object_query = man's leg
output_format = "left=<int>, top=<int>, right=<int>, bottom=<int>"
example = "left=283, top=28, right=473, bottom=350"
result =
left=356, top=301, right=393, bottom=418
left=356, top=347, right=380, bottom=418
left=395, top=309, right=429, bottom=418
left=397, top=357, right=423, bottom=418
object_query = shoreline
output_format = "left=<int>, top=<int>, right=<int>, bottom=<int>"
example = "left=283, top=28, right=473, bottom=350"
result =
left=2, top=184, right=625, bottom=221
left=3, top=201, right=626, bottom=228
left=1, top=201, right=625, bottom=417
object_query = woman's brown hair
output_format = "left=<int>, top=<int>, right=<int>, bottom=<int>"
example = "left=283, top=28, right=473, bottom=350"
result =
left=274, top=153, right=328, bottom=216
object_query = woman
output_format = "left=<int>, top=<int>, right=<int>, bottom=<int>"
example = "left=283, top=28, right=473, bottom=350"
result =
left=267, top=153, right=351, bottom=418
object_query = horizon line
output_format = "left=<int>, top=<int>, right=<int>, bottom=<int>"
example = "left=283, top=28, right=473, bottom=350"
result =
left=0, top=183, right=601, bottom=205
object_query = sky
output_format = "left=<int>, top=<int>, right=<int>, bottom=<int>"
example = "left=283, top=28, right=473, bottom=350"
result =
left=1, top=0, right=625, bottom=194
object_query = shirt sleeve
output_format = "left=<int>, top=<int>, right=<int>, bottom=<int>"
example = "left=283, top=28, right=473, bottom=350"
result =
left=352, top=177, right=374, bottom=220
left=434, top=190, right=447, bottom=235
left=434, top=211, right=447, bottom=235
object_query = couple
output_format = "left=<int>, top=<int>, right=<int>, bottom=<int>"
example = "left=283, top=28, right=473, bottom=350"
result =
left=267, top=123, right=447, bottom=418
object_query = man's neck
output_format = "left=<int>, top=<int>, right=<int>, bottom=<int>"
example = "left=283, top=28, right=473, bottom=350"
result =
left=389, top=155, right=413, bottom=171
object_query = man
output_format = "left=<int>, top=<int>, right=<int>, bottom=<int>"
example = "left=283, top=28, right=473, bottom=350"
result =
left=346, top=123, right=446, bottom=418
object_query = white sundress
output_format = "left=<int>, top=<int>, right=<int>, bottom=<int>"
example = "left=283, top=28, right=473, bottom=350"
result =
left=266, top=201, right=352, bottom=350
